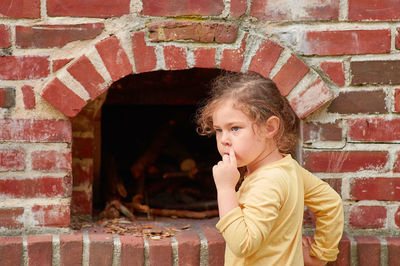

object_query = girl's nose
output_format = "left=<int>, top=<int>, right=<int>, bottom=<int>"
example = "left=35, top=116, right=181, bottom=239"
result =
left=220, top=132, right=231, bottom=146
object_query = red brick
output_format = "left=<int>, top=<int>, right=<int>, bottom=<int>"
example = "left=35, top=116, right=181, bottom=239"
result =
left=194, top=48, right=216, bottom=68
left=328, top=90, right=387, bottom=114
left=32, top=205, right=70, bottom=227
left=302, top=121, right=342, bottom=143
left=303, top=208, right=316, bottom=226
left=95, top=36, right=132, bottom=81
left=72, top=160, right=93, bottom=186
left=250, top=0, right=339, bottom=21
left=0, top=25, right=10, bottom=48
left=0, top=119, right=72, bottom=143
left=0, top=149, right=25, bottom=171
left=320, top=62, right=345, bottom=86
left=148, top=21, right=238, bottom=43
left=52, top=58, right=73, bottom=72
left=42, top=78, right=87, bottom=118
left=16, top=23, right=104, bottom=48
left=396, top=28, right=400, bottom=50
left=302, top=30, right=390, bottom=56
left=327, top=235, right=350, bottom=266
left=302, top=150, right=388, bottom=173
left=176, top=229, right=200, bottom=265
left=349, top=0, right=400, bottom=21
left=131, top=31, right=157, bottom=73
left=0, top=87, right=15, bottom=108
left=201, top=225, right=225, bottom=266
left=322, top=178, right=342, bottom=196
left=148, top=237, right=172, bottom=266
left=395, top=206, right=400, bottom=227
left=71, top=108, right=95, bottom=132
left=0, top=237, right=23, bottom=266
left=163, top=46, right=187, bottom=70
left=0, top=0, right=40, bottom=18
left=230, top=0, right=247, bottom=18
left=248, top=39, right=283, bottom=78
left=72, top=137, right=93, bottom=158
left=395, top=89, right=400, bottom=112
left=220, top=34, right=247, bottom=72
left=349, top=118, right=400, bottom=142
left=21, top=85, right=35, bottom=110
left=350, top=206, right=386, bottom=229
left=60, top=234, right=83, bottom=266
left=27, top=235, right=52, bottom=266
left=31, top=150, right=71, bottom=172
left=67, top=55, right=107, bottom=99
left=71, top=190, right=92, bottom=215
left=395, top=152, right=400, bottom=173
left=386, top=237, right=400, bottom=266
left=0, top=208, right=24, bottom=229
left=351, top=177, right=400, bottom=201
left=0, top=177, right=70, bottom=198
left=355, top=236, right=380, bottom=266
left=289, top=78, right=333, bottom=119
left=272, top=54, right=309, bottom=96
left=141, top=0, right=224, bottom=16
left=47, top=0, right=130, bottom=18
left=0, top=56, right=49, bottom=80
left=119, top=235, right=144, bottom=266
left=351, top=60, right=400, bottom=85
left=89, top=234, right=114, bottom=266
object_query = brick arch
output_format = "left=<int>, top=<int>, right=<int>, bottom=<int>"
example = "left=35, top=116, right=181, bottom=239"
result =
left=40, top=31, right=333, bottom=119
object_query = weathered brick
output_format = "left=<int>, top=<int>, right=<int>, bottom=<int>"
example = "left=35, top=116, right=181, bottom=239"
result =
left=201, top=225, right=225, bottom=266
left=72, top=160, right=93, bottom=186
left=320, top=61, right=345, bottom=86
left=71, top=190, right=92, bottom=215
left=396, top=28, right=400, bottom=50
left=289, top=78, right=333, bottom=118
left=351, top=60, right=400, bottom=85
left=395, top=151, right=400, bottom=173
left=327, top=235, right=350, bottom=266
left=328, top=90, right=387, bottom=114
left=42, top=78, right=87, bottom=118
left=72, top=137, right=93, bottom=159
left=301, top=30, right=390, bottom=56
left=176, top=229, right=200, bottom=265
left=141, top=0, right=224, bottom=16
left=194, top=47, right=216, bottom=68
left=302, top=150, right=388, bottom=173
left=396, top=207, right=400, bottom=227
left=250, top=0, right=339, bottom=21
left=355, top=236, right=380, bottom=266
left=395, top=89, right=400, bottom=112
left=0, top=119, right=72, bottom=143
left=248, top=39, right=283, bottom=78
left=0, top=149, right=25, bottom=172
left=60, top=234, right=83, bottom=266
left=0, top=56, right=49, bottom=80
left=348, top=118, right=400, bottom=142
left=0, top=87, right=15, bottom=108
left=0, top=0, right=40, bottom=18
left=0, top=208, right=24, bottom=229
left=32, top=205, right=70, bottom=227
left=27, top=235, right=52, bottom=266
left=163, top=46, right=187, bottom=70
left=350, top=206, right=386, bottom=228
left=230, top=0, right=247, bottom=18
left=351, top=177, right=400, bottom=201
left=71, top=108, right=95, bottom=132
left=21, top=85, right=35, bottom=110
left=272, top=54, right=309, bottom=96
left=16, top=23, right=104, bottom=48
left=148, top=21, right=238, bottom=43
left=52, top=58, right=73, bottom=72
left=322, top=178, right=342, bottom=196
left=89, top=234, right=114, bottom=266
left=67, top=55, right=107, bottom=99
left=148, top=237, right=172, bottom=266
left=386, top=237, right=400, bottom=266
left=0, top=177, right=70, bottom=198
left=349, top=0, right=400, bottom=21
left=0, top=25, right=11, bottom=48
left=47, top=0, right=130, bottom=18
left=302, top=121, right=342, bottom=143
left=119, top=235, right=144, bottom=266
left=131, top=31, right=157, bottom=73
left=0, top=237, right=23, bottom=266
left=95, top=36, right=132, bottom=81
left=31, top=150, right=71, bottom=172
left=220, top=34, right=247, bottom=72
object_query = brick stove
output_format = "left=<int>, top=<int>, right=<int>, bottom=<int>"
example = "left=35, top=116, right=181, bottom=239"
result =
left=1, top=0, right=400, bottom=265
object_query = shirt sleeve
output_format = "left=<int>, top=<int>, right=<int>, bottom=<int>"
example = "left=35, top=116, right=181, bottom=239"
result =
left=216, top=173, right=286, bottom=258
left=301, top=167, right=344, bottom=262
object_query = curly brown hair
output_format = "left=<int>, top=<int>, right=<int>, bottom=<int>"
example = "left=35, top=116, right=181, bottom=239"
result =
left=196, top=72, right=298, bottom=154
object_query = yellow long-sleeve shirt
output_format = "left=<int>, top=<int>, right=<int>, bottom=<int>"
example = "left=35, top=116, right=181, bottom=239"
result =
left=216, top=154, right=344, bottom=265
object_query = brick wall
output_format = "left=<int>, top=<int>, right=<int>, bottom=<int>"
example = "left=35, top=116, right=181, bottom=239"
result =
left=0, top=0, right=399, bottom=264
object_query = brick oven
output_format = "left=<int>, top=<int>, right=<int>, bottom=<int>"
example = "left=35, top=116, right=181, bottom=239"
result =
left=0, top=0, right=400, bottom=265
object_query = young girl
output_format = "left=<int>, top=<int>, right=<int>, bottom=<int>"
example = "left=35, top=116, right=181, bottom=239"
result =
left=196, top=72, right=344, bottom=265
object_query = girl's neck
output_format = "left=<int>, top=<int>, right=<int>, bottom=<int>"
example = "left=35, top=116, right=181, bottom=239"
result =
left=246, top=147, right=283, bottom=175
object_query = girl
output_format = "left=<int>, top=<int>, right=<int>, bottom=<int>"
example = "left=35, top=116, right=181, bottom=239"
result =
left=196, top=72, right=344, bottom=265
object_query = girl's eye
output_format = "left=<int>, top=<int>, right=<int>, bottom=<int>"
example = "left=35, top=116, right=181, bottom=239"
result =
left=215, top=129, right=222, bottom=133
left=232, top=127, right=240, bottom=132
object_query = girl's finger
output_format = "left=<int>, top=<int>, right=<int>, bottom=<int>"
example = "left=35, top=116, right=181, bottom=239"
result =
left=222, top=154, right=230, bottom=163
left=229, top=147, right=237, bottom=166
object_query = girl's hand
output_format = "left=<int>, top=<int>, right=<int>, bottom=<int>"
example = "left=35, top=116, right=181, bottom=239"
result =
left=212, top=147, right=240, bottom=191
left=302, top=236, right=327, bottom=266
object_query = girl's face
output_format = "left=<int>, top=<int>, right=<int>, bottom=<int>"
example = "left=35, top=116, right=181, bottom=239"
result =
left=212, top=99, right=276, bottom=173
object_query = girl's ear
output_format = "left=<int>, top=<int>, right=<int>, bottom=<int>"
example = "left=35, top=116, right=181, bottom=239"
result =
left=264, top=116, right=280, bottom=138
